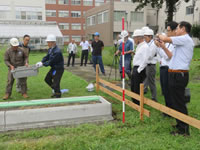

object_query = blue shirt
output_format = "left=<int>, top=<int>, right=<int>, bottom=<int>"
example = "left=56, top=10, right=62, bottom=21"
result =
left=169, top=34, right=194, bottom=70
left=119, top=39, right=133, bottom=59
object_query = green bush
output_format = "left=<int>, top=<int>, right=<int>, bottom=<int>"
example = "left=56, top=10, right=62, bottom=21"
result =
left=191, top=24, right=200, bottom=40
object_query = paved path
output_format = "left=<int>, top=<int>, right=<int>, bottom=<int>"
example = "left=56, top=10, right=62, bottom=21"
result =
left=64, top=58, right=121, bottom=83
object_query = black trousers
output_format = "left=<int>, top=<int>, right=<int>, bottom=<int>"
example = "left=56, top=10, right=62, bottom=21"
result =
left=81, top=50, right=88, bottom=66
left=45, top=68, right=64, bottom=94
left=131, top=66, right=146, bottom=105
left=67, top=52, right=75, bottom=66
left=168, top=71, right=189, bottom=133
left=160, top=66, right=172, bottom=108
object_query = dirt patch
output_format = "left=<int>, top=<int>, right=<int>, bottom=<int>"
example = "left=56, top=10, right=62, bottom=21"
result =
left=0, top=100, right=101, bottom=111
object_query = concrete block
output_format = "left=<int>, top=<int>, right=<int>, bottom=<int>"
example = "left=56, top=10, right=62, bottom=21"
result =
left=2, top=96, right=113, bottom=131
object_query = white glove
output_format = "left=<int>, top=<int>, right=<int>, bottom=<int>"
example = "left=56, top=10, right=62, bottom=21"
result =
left=36, top=62, right=43, bottom=68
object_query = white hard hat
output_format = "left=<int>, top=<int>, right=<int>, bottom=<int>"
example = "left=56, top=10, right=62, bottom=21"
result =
left=10, top=38, right=19, bottom=46
left=46, top=34, right=56, bottom=42
left=120, top=30, right=129, bottom=38
left=141, top=26, right=150, bottom=33
left=133, top=29, right=144, bottom=37
left=144, top=29, right=154, bottom=36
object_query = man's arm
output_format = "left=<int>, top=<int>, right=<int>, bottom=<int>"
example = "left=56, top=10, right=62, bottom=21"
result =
left=159, top=41, right=173, bottom=59
left=4, top=51, right=14, bottom=69
left=23, top=50, right=29, bottom=66
left=158, top=35, right=172, bottom=43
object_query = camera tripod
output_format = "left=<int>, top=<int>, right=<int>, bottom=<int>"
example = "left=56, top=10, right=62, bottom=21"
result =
left=108, top=45, right=120, bottom=81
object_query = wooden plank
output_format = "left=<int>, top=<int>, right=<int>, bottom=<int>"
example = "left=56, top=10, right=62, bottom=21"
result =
left=98, top=85, right=150, bottom=117
left=140, top=84, right=144, bottom=121
left=144, top=97, right=200, bottom=129
left=96, top=64, right=99, bottom=93
left=99, top=78, right=141, bottom=101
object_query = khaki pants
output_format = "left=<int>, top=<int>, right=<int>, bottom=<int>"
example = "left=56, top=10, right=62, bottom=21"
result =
left=16, top=78, right=27, bottom=92
left=6, top=70, right=27, bottom=95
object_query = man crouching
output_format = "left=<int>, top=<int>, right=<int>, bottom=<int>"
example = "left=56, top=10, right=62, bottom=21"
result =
left=36, top=34, right=64, bottom=98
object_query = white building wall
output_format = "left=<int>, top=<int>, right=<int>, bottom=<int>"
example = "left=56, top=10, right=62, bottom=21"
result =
left=113, top=2, right=146, bottom=33
left=158, top=0, right=200, bottom=33
left=0, top=0, right=46, bottom=21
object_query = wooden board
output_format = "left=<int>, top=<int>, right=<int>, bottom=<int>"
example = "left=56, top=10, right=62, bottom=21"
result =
left=98, top=85, right=150, bottom=117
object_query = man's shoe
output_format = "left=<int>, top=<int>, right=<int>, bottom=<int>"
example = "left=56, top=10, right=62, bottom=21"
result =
left=170, top=130, right=190, bottom=137
left=55, top=93, right=61, bottom=98
left=22, top=93, right=29, bottom=98
left=3, top=94, right=10, bottom=100
left=103, top=73, right=106, bottom=76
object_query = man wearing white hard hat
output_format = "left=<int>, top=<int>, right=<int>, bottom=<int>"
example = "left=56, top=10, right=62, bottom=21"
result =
left=143, top=28, right=158, bottom=101
left=3, top=38, right=29, bottom=100
left=115, top=30, right=133, bottom=82
left=131, top=29, right=149, bottom=105
left=36, top=34, right=64, bottom=98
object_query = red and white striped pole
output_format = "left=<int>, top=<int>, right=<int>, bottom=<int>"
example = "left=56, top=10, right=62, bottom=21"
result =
left=122, top=17, right=125, bottom=123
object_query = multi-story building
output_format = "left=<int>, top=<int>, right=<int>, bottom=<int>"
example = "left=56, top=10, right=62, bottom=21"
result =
left=0, top=0, right=63, bottom=50
left=0, top=0, right=46, bottom=21
left=85, top=0, right=157, bottom=46
left=45, top=0, right=110, bottom=44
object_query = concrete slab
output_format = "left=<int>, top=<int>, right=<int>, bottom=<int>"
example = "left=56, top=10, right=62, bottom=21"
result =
left=0, top=96, right=113, bottom=132
left=0, top=111, right=5, bottom=130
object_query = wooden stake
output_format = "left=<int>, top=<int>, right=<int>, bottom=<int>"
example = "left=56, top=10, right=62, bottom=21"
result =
left=96, top=64, right=99, bottom=94
left=97, top=84, right=150, bottom=117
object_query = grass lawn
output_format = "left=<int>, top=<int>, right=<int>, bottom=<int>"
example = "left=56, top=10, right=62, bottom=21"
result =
left=0, top=46, right=200, bottom=150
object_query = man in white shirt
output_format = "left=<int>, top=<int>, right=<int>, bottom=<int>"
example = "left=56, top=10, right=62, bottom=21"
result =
left=80, top=37, right=90, bottom=66
left=67, top=40, right=77, bottom=67
left=158, top=21, right=194, bottom=136
left=131, top=29, right=149, bottom=105
left=155, top=21, right=178, bottom=112
left=143, top=29, right=158, bottom=101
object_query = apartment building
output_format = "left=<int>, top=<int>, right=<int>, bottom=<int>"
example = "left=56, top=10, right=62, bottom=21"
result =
left=85, top=0, right=153, bottom=46
left=45, top=0, right=110, bottom=44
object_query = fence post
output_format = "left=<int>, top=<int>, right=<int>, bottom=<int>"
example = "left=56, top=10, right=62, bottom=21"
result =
left=96, top=64, right=99, bottom=94
left=140, top=84, right=144, bottom=121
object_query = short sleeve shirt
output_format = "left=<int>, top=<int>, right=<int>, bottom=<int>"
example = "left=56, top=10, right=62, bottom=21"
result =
left=119, top=40, right=133, bottom=59
left=92, top=40, right=104, bottom=56
left=169, top=34, right=194, bottom=70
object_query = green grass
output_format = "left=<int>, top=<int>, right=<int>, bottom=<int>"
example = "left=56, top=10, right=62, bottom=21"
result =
left=0, top=46, right=200, bottom=150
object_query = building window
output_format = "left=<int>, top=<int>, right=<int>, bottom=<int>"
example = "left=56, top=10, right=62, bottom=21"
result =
left=71, top=23, right=81, bottom=30
left=83, top=0, right=93, bottom=6
left=87, top=15, right=96, bottom=26
left=58, top=11, right=69, bottom=17
left=131, top=12, right=144, bottom=22
left=59, top=23, right=69, bottom=30
left=83, top=24, right=86, bottom=30
left=59, top=0, right=69, bottom=4
left=45, top=0, right=56, bottom=4
left=98, top=11, right=108, bottom=24
left=71, top=11, right=81, bottom=18
left=0, top=6, right=10, bottom=19
left=26, top=11, right=42, bottom=20
left=72, top=36, right=81, bottom=42
left=114, top=11, right=127, bottom=22
left=71, top=0, right=81, bottom=5
left=63, top=36, right=70, bottom=42
left=95, top=0, right=105, bottom=6
left=186, top=6, right=194, bottom=15
left=46, top=10, right=56, bottom=17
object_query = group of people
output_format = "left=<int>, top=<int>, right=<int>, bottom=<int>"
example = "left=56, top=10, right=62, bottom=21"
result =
left=116, top=21, right=194, bottom=136
left=67, top=32, right=106, bottom=75
left=2, top=20, right=194, bottom=136
left=3, top=32, right=106, bottom=100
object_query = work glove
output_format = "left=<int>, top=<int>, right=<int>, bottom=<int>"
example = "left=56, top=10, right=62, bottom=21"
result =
left=36, top=62, right=43, bottom=68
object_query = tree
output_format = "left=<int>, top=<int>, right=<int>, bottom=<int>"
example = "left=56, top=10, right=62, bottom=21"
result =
left=191, top=24, right=200, bottom=40
left=132, top=0, right=190, bottom=22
